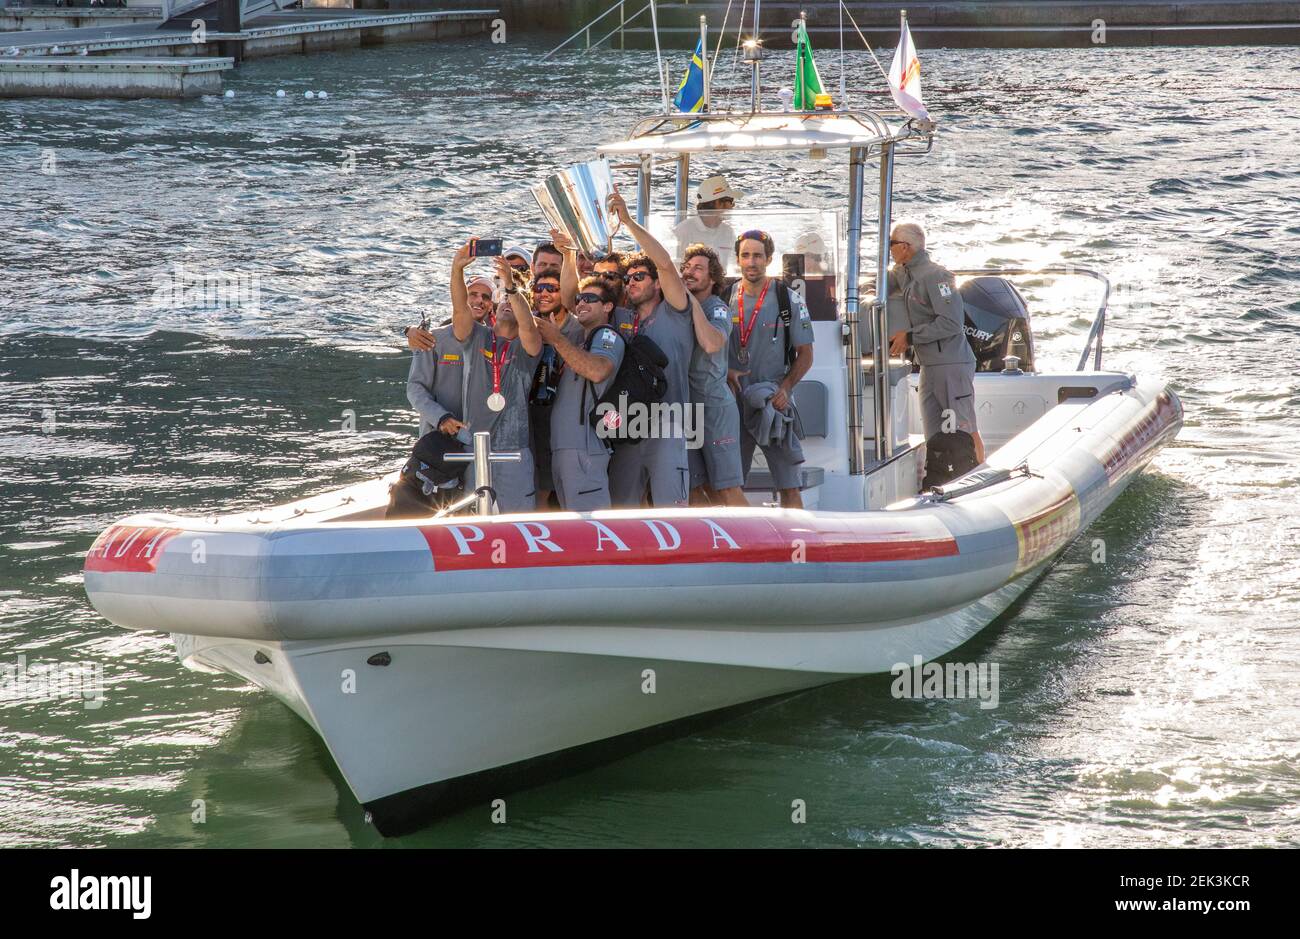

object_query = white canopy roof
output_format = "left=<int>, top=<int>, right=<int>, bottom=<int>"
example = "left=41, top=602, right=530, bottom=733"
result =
left=597, top=113, right=903, bottom=157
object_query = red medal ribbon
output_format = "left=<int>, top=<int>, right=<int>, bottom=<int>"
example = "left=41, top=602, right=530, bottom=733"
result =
left=490, top=334, right=513, bottom=395
left=737, top=278, right=771, bottom=350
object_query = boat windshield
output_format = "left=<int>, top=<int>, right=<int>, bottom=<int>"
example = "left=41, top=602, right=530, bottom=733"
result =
left=646, top=207, right=843, bottom=322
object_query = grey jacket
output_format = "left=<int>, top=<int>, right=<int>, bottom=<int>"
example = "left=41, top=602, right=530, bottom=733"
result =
left=889, top=249, right=975, bottom=367
left=406, top=320, right=468, bottom=438
left=742, top=381, right=805, bottom=452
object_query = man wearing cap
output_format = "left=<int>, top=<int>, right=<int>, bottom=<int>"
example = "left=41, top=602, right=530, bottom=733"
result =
left=534, top=276, right=625, bottom=511
left=404, top=273, right=493, bottom=352
left=406, top=269, right=496, bottom=444
left=452, top=248, right=544, bottom=513
left=608, top=188, right=698, bottom=508
left=726, top=230, right=816, bottom=508
left=886, top=221, right=985, bottom=463
left=674, top=175, right=740, bottom=268
left=503, top=245, right=533, bottom=278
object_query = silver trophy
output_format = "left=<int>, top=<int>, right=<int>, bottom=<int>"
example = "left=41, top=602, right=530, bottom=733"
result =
left=531, top=158, right=621, bottom=260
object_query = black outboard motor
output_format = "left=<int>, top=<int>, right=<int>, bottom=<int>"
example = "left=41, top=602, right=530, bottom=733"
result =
left=959, top=276, right=1035, bottom=372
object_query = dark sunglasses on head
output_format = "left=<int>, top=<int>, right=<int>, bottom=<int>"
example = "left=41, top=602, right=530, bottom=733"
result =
left=739, top=229, right=771, bottom=243
left=576, top=292, right=606, bottom=305
left=532, top=282, right=560, bottom=293
left=624, top=270, right=652, bottom=284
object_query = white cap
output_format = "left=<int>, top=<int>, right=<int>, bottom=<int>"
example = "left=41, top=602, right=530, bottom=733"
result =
left=502, top=245, right=533, bottom=266
left=695, top=175, right=742, bottom=205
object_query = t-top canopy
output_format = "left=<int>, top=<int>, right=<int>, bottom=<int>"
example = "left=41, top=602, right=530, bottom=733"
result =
left=597, top=110, right=920, bottom=157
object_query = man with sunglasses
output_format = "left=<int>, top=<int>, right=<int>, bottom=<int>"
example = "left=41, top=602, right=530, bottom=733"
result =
left=674, top=175, right=741, bottom=268
left=605, top=188, right=698, bottom=508
left=452, top=248, right=545, bottom=513
left=886, top=221, right=984, bottom=464
left=534, top=276, right=625, bottom=511
left=727, top=229, right=816, bottom=509
left=552, top=228, right=629, bottom=317
left=528, top=269, right=569, bottom=509
left=681, top=244, right=747, bottom=507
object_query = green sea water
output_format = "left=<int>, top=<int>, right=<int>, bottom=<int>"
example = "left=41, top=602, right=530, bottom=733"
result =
left=1, top=38, right=1297, bottom=847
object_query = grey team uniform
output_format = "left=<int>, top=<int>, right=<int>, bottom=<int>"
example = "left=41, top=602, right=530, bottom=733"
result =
left=406, top=319, right=467, bottom=438
left=687, top=294, right=744, bottom=491
left=461, top=322, right=542, bottom=513
left=610, top=298, right=695, bottom=507
left=727, top=281, right=816, bottom=490
left=890, top=248, right=978, bottom=438
left=550, top=319, right=625, bottom=511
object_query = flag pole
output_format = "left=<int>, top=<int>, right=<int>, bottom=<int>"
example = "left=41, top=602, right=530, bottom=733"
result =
left=650, top=0, right=669, bottom=114
left=700, top=14, right=710, bottom=111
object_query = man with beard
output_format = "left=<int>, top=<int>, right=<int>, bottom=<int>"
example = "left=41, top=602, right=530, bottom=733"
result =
left=527, top=268, right=570, bottom=509
left=533, top=277, right=625, bottom=511
left=452, top=248, right=544, bottom=513
left=680, top=244, right=746, bottom=506
left=606, top=188, right=697, bottom=508
left=726, top=230, right=815, bottom=509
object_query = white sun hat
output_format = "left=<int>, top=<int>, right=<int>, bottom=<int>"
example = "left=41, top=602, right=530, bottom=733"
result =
left=695, top=175, right=742, bottom=205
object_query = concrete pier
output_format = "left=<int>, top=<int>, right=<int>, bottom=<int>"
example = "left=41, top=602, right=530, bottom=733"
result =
left=0, top=8, right=496, bottom=97
left=0, top=53, right=232, bottom=97
left=0, top=7, right=164, bottom=31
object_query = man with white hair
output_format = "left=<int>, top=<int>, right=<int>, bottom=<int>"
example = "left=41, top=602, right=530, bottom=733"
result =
left=674, top=175, right=740, bottom=268
left=887, top=221, right=985, bottom=463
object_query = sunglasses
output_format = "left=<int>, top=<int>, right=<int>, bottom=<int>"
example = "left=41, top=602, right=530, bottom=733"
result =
left=508, top=262, right=530, bottom=273
left=739, top=229, right=771, bottom=242
left=532, top=282, right=560, bottom=293
left=576, top=292, right=606, bottom=305
left=596, top=270, right=623, bottom=279
left=624, top=270, right=652, bottom=284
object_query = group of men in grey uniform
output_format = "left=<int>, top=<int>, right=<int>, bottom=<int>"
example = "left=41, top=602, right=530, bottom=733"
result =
left=402, top=182, right=982, bottom=515
left=402, top=189, right=819, bottom=513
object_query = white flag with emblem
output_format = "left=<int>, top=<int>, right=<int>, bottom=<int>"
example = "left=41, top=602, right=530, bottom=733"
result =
left=887, top=19, right=930, bottom=121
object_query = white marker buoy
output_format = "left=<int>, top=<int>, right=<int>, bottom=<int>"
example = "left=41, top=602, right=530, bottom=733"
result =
left=275, top=89, right=285, bottom=98
left=317, top=91, right=329, bottom=99
left=305, top=91, right=315, bottom=99
left=224, top=89, right=235, bottom=98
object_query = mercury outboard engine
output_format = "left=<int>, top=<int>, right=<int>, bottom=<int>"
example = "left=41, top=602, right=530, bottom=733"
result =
left=959, top=276, right=1035, bottom=372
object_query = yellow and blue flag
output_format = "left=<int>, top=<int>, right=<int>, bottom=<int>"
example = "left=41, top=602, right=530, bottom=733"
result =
left=672, top=38, right=706, bottom=113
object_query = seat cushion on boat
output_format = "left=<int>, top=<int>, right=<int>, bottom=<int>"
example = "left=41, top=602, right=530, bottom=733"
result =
left=791, top=380, right=828, bottom=437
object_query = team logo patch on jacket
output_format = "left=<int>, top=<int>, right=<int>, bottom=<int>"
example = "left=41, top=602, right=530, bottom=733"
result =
left=440, top=353, right=462, bottom=364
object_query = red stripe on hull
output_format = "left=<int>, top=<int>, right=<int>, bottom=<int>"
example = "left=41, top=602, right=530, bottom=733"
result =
left=419, top=515, right=958, bottom=572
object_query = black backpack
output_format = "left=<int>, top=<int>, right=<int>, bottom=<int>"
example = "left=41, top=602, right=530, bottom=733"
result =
left=922, top=431, right=979, bottom=490
left=721, top=279, right=796, bottom=370
left=580, top=328, right=667, bottom=447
